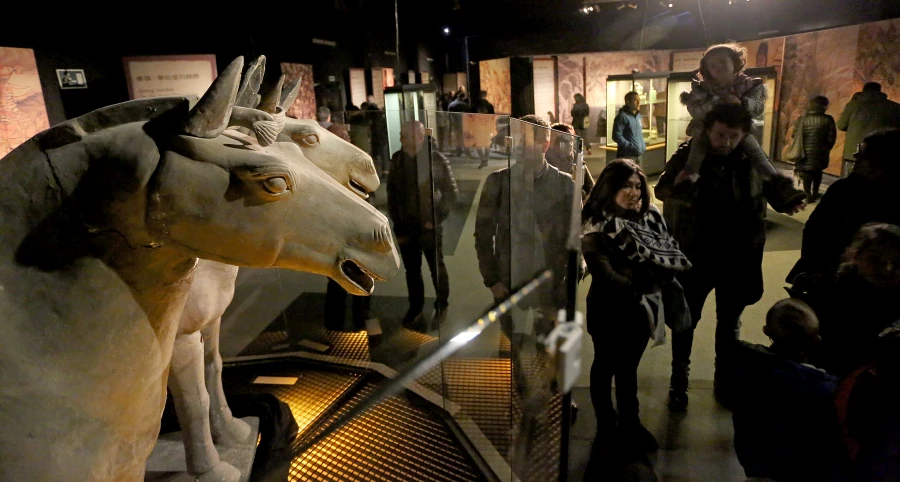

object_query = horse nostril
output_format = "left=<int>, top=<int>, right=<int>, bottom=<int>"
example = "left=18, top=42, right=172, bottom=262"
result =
left=371, top=225, right=393, bottom=252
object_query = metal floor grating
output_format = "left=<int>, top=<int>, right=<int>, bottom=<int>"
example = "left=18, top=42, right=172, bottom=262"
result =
left=292, top=380, right=485, bottom=482
left=415, top=353, right=563, bottom=481
left=222, top=362, right=362, bottom=434
left=239, top=328, right=370, bottom=361
left=223, top=360, right=486, bottom=482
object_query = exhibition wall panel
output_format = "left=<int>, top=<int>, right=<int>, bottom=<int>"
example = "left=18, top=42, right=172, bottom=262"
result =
left=280, top=63, right=316, bottom=120
left=778, top=17, right=900, bottom=175
left=0, top=46, right=50, bottom=157
left=556, top=54, right=584, bottom=125
left=479, top=58, right=512, bottom=114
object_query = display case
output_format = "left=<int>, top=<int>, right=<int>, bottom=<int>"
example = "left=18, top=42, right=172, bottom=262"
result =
left=384, top=84, right=437, bottom=154
left=665, top=67, right=779, bottom=161
left=606, top=72, right=669, bottom=175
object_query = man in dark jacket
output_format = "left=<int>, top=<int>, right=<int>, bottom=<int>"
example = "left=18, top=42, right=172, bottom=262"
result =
left=655, top=104, right=806, bottom=411
left=548, top=122, right=594, bottom=197
left=571, top=93, right=592, bottom=155
left=837, top=82, right=900, bottom=176
left=472, top=90, right=495, bottom=168
left=612, top=92, right=646, bottom=161
left=388, top=121, right=459, bottom=327
left=792, top=96, right=836, bottom=202
left=448, top=92, right=470, bottom=157
left=474, top=115, right=576, bottom=329
left=797, top=129, right=900, bottom=285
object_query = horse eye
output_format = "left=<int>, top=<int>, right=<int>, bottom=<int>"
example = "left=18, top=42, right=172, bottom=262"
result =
left=261, top=177, right=289, bottom=195
left=301, top=134, right=319, bottom=147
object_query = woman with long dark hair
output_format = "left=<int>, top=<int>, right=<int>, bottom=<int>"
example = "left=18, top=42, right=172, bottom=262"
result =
left=581, top=159, right=692, bottom=469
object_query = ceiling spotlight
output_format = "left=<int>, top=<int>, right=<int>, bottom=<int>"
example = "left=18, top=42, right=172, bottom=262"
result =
left=627, top=2, right=638, bottom=8
left=668, top=2, right=673, bottom=6
left=617, top=3, right=625, bottom=10
left=443, top=27, right=450, bottom=34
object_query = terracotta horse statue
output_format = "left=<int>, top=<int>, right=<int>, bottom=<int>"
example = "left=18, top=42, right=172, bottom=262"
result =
left=0, top=56, right=399, bottom=481
left=167, top=56, right=384, bottom=481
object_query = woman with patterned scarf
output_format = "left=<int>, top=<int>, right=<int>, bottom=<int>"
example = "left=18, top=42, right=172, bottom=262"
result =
left=581, top=159, right=692, bottom=471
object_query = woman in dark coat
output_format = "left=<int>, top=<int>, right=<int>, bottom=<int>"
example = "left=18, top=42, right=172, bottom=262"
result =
left=792, top=96, right=837, bottom=202
left=581, top=159, right=691, bottom=470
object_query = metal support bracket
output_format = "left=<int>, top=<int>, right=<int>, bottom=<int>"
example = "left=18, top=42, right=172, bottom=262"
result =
left=545, top=309, right=584, bottom=394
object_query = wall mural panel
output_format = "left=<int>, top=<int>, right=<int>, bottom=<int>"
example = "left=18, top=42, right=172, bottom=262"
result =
left=778, top=26, right=860, bottom=175
left=479, top=58, right=511, bottom=114
left=280, top=63, right=316, bottom=120
left=0, top=46, right=49, bottom=157
left=557, top=54, right=584, bottom=125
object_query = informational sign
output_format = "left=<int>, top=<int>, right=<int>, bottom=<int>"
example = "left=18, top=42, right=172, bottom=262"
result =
left=371, top=68, right=385, bottom=108
left=420, top=71, right=430, bottom=84
left=123, top=55, right=217, bottom=100
left=0, top=46, right=50, bottom=157
left=532, top=58, right=556, bottom=125
left=408, top=70, right=417, bottom=83
left=382, top=68, right=395, bottom=89
left=348, top=68, right=367, bottom=108
left=672, top=50, right=705, bottom=73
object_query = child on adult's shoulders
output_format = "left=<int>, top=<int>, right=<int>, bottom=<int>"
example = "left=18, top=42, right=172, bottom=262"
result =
left=728, top=298, right=846, bottom=482
left=676, top=43, right=805, bottom=207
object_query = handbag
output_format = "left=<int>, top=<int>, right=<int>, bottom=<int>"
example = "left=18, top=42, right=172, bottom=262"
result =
left=784, top=116, right=805, bottom=163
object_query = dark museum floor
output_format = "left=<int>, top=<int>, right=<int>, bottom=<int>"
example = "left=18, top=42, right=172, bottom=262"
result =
left=216, top=147, right=822, bottom=482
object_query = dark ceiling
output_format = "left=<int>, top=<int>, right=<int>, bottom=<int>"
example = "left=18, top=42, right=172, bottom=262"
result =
left=4, top=0, right=900, bottom=61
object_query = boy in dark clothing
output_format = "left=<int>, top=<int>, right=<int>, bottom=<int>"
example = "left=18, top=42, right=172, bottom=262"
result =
left=730, top=299, right=844, bottom=482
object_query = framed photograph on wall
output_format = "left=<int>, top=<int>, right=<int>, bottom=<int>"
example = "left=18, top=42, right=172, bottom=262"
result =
left=56, top=69, right=87, bottom=89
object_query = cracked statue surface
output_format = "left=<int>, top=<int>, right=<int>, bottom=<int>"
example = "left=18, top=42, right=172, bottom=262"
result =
left=0, top=56, right=399, bottom=481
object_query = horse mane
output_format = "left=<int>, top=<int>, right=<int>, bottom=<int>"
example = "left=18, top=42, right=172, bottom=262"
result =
left=29, top=96, right=198, bottom=152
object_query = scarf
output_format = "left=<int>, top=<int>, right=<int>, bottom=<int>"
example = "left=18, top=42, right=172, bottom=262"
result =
left=582, top=204, right=691, bottom=271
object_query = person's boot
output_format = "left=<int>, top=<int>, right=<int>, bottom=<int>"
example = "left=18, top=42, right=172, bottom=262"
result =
left=402, top=308, right=424, bottom=329
left=667, top=373, right=689, bottom=412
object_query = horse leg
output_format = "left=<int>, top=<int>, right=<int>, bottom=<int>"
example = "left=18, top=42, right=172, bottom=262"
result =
left=170, top=332, right=241, bottom=482
left=202, top=318, right=251, bottom=446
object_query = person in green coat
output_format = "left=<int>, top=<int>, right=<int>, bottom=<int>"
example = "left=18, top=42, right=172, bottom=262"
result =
left=837, top=82, right=900, bottom=176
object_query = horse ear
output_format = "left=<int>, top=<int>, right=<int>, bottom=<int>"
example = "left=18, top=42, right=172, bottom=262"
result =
left=181, top=57, right=243, bottom=138
left=280, top=76, right=302, bottom=112
left=258, top=74, right=285, bottom=114
left=236, top=55, right=266, bottom=108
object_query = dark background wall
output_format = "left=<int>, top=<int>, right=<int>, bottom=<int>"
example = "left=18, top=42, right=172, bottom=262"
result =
left=1, top=0, right=448, bottom=123
left=3, top=0, right=899, bottom=124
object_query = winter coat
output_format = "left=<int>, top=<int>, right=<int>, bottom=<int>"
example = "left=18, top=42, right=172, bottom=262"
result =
left=448, top=98, right=470, bottom=113
left=680, top=73, right=767, bottom=137
left=800, top=174, right=900, bottom=281
left=837, top=90, right=900, bottom=159
left=582, top=230, right=678, bottom=337
left=472, top=98, right=495, bottom=115
left=729, top=341, right=843, bottom=481
left=571, top=101, right=591, bottom=130
left=793, top=106, right=837, bottom=172
left=474, top=163, right=575, bottom=307
left=612, top=107, right=646, bottom=158
left=387, top=142, right=459, bottom=237
left=655, top=139, right=798, bottom=304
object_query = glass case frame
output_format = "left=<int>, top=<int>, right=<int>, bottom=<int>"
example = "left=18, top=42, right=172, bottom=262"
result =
left=605, top=72, right=669, bottom=153
left=384, top=84, right=437, bottom=155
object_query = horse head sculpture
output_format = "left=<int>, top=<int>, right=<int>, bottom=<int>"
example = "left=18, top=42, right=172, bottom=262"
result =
left=0, top=56, right=399, bottom=481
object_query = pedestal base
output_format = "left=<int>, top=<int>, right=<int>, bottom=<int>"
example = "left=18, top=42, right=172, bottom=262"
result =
left=145, top=417, right=260, bottom=482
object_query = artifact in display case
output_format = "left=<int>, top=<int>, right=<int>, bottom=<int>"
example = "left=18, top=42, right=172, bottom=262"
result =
left=665, top=67, right=779, bottom=162
left=0, top=55, right=400, bottom=481
left=606, top=72, right=669, bottom=175
left=384, top=83, right=437, bottom=154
